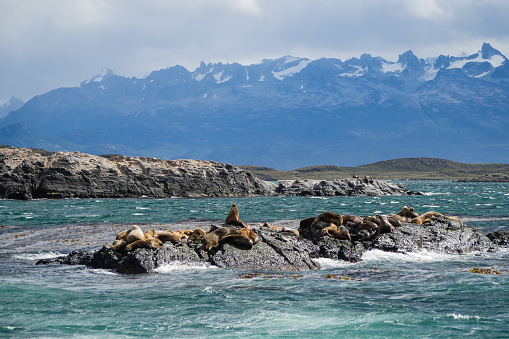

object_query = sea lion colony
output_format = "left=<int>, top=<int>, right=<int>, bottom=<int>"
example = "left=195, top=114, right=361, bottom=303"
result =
left=109, top=203, right=463, bottom=252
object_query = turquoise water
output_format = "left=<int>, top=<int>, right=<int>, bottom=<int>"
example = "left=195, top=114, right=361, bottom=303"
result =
left=1, top=181, right=509, bottom=338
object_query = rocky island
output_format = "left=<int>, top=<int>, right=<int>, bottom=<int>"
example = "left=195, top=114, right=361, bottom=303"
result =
left=37, top=204, right=508, bottom=274
left=0, top=146, right=418, bottom=199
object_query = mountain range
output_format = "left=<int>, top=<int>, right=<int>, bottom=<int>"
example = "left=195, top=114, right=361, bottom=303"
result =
left=1, top=43, right=508, bottom=169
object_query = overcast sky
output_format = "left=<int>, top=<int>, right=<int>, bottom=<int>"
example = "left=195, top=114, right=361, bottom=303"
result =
left=1, top=0, right=509, bottom=101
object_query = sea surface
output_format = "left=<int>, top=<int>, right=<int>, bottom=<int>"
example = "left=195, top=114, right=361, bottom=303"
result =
left=1, top=181, right=508, bottom=338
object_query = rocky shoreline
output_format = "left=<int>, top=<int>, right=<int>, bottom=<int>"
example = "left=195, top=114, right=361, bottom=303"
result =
left=37, top=206, right=509, bottom=274
left=457, top=173, right=509, bottom=182
left=0, top=146, right=418, bottom=199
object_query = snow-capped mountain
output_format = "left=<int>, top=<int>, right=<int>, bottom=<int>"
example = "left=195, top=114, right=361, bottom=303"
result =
left=1, top=43, right=508, bottom=169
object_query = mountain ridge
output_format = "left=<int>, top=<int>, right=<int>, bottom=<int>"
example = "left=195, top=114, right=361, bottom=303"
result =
left=1, top=43, right=508, bottom=169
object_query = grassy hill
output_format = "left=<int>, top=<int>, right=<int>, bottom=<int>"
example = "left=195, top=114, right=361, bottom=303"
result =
left=240, top=158, right=509, bottom=181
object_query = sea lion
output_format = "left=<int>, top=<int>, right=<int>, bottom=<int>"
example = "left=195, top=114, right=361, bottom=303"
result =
left=126, top=239, right=156, bottom=252
left=147, top=236, right=162, bottom=248
left=225, top=203, right=246, bottom=227
left=126, top=225, right=145, bottom=244
left=420, top=211, right=443, bottom=219
left=377, top=215, right=395, bottom=233
left=330, top=225, right=351, bottom=240
left=237, top=226, right=259, bottom=244
left=397, top=206, right=419, bottom=221
left=188, top=228, right=206, bottom=242
left=363, top=215, right=381, bottom=227
left=263, top=222, right=282, bottom=230
left=342, top=215, right=362, bottom=226
left=359, top=221, right=380, bottom=235
left=281, top=227, right=300, bottom=236
left=177, top=230, right=193, bottom=236
left=299, top=217, right=316, bottom=232
left=311, top=212, right=343, bottom=229
left=154, top=230, right=186, bottom=243
left=110, top=239, right=127, bottom=251
left=144, top=229, right=155, bottom=239
left=116, top=230, right=131, bottom=240
left=218, top=234, right=253, bottom=249
left=203, top=227, right=234, bottom=251
left=387, top=214, right=403, bottom=228
left=361, top=228, right=377, bottom=241
left=322, top=223, right=338, bottom=236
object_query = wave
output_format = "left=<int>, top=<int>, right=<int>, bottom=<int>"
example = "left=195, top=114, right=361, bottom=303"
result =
left=360, top=249, right=461, bottom=263
left=12, top=251, right=65, bottom=261
left=155, top=261, right=217, bottom=273
left=314, top=258, right=355, bottom=269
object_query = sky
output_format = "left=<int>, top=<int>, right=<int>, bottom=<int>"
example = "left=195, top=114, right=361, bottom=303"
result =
left=1, top=0, right=509, bottom=102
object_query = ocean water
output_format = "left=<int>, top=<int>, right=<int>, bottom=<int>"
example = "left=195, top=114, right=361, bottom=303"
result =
left=1, top=181, right=509, bottom=338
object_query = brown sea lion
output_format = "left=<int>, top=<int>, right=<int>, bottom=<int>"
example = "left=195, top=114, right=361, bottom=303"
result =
left=203, top=227, right=234, bottom=251
left=116, top=230, right=131, bottom=240
left=177, top=230, right=193, bottom=236
left=110, top=239, right=127, bottom=251
left=311, top=212, right=343, bottom=229
left=322, top=223, right=338, bottom=236
left=225, top=203, right=246, bottom=227
left=361, top=229, right=377, bottom=241
left=154, top=230, right=186, bottom=243
left=281, top=227, right=300, bottom=236
left=126, top=225, right=145, bottom=244
left=218, top=234, right=253, bottom=249
left=363, top=215, right=381, bottom=227
left=342, top=215, right=363, bottom=226
left=298, top=217, right=316, bottom=232
left=330, top=225, right=351, bottom=240
left=188, top=228, right=207, bottom=242
left=144, top=229, right=155, bottom=239
left=377, top=215, right=395, bottom=233
left=126, top=239, right=155, bottom=252
left=237, top=226, right=259, bottom=244
left=397, top=206, right=419, bottom=221
left=359, top=221, right=380, bottom=235
left=263, top=222, right=282, bottom=230
left=387, top=214, right=403, bottom=228
left=420, top=211, right=443, bottom=219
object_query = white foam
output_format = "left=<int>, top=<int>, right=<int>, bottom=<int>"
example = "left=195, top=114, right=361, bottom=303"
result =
left=361, top=249, right=455, bottom=263
left=314, top=258, right=355, bottom=269
left=447, top=313, right=481, bottom=320
left=14, top=251, right=65, bottom=261
left=155, top=262, right=217, bottom=273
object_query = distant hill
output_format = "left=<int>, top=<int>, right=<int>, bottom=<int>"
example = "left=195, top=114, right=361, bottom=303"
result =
left=1, top=43, right=508, bottom=169
left=241, top=157, right=509, bottom=180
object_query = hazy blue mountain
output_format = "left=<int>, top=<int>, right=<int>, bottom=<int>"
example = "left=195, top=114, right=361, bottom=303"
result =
left=1, top=43, right=508, bottom=169
left=0, top=97, right=24, bottom=119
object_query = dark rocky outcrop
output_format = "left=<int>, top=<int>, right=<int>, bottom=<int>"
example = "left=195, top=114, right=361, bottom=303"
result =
left=0, top=147, right=418, bottom=199
left=275, top=179, right=422, bottom=196
left=37, top=217, right=504, bottom=274
left=457, top=173, right=509, bottom=182
left=0, top=146, right=276, bottom=199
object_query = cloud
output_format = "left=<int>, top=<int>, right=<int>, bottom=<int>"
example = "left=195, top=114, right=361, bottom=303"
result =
left=0, top=0, right=508, bottom=101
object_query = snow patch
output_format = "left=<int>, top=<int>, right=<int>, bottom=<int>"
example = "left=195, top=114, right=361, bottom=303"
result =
left=272, top=59, right=312, bottom=80
left=420, top=67, right=440, bottom=81
left=340, top=66, right=366, bottom=77
left=381, top=62, right=403, bottom=73
left=448, top=52, right=505, bottom=70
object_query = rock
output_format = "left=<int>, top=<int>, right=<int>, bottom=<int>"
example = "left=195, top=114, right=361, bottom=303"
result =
left=0, top=146, right=276, bottom=199
left=0, top=147, right=420, bottom=199
left=486, top=230, right=509, bottom=246
left=457, top=173, right=509, bottom=182
left=37, top=216, right=505, bottom=274
left=275, top=179, right=421, bottom=196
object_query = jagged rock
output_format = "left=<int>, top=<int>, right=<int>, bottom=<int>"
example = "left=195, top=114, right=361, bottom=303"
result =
left=486, top=230, right=509, bottom=246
